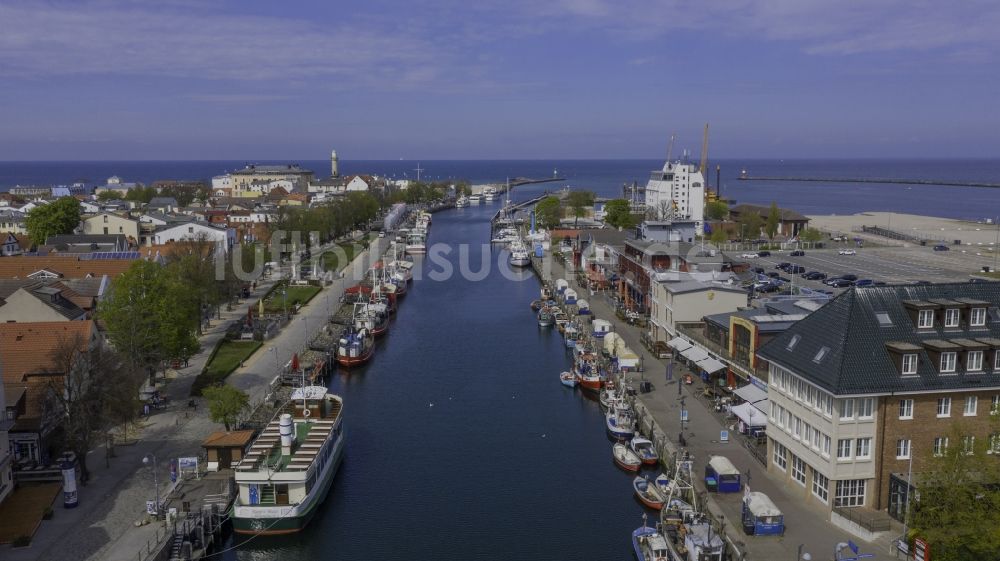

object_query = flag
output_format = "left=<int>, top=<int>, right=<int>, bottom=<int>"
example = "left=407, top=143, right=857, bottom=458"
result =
left=703, top=223, right=713, bottom=234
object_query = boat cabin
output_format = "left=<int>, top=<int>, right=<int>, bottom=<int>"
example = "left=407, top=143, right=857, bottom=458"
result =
left=705, top=455, right=741, bottom=493
left=741, top=491, right=784, bottom=536
left=683, top=522, right=725, bottom=561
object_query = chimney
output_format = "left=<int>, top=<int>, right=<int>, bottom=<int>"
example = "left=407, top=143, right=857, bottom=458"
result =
left=279, top=413, right=294, bottom=456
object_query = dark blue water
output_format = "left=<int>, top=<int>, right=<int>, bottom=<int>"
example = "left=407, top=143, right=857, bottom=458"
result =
left=3, top=159, right=1000, bottom=219
left=225, top=203, right=642, bottom=560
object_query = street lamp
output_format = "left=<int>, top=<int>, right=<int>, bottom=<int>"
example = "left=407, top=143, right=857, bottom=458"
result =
left=282, top=288, right=288, bottom=318
left=797, top=544, right=811, bottom=561
left=142, top=453, right=160, bottom=517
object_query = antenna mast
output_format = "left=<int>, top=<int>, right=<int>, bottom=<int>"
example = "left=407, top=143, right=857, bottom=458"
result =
left=699, top=122, right=710, bottom=175
left=666, top=134, right=676, bottom=162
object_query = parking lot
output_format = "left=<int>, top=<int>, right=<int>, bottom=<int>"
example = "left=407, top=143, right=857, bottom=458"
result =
left=733, top=244, right=994, bottom=294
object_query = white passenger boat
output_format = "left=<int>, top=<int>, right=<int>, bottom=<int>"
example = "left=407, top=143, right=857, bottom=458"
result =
left=232, top=387, right=345, bottom=535
left=469, top=194, right=481, bottom=205
left=405, top=231, right=427, bottom=255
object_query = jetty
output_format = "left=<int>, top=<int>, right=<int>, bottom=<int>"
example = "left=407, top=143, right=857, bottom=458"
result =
left=738, top=174, right=1000, bottom=188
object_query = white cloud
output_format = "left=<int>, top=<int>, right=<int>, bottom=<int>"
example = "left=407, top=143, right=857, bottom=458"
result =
left=0, top=1, right=448, bottom=84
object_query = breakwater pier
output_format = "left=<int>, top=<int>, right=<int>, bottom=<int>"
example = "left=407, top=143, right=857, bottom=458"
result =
left=738, top=174, right=1000, bottom=188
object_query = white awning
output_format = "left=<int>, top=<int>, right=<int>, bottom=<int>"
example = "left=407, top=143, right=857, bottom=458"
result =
left=731, top=402, right=768, bottom=427
left=681, top=346, right=709, bottom=363
left=667, top=337, right=691, bottom=351
left=697, top=357, right=727, bottom=374
left=734, top=384, right=768, bottom=405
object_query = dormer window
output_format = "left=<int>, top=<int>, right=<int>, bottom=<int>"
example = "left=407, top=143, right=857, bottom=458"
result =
left=971, top=307, right=987, bottom=327
left=918, top=309, right=934, bottom=328
left=902, top=354, right=918, bottom=376
left=941, top=352, right=958, bottom=373
left=945, top=309, right=960, bottom=328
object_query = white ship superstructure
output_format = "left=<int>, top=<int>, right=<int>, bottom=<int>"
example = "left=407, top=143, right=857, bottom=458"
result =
left=643, top=160, right=706, bottom=233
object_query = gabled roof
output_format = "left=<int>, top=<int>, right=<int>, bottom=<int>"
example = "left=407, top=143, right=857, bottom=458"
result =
left=758, top=283, right=1000, bottom=395
left=202, top=430, right=255, bottom=448
left=0, top=321, right=97, bottom=384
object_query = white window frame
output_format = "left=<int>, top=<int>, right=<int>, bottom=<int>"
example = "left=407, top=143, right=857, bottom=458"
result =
left=965, top=395, right=978, bottom=416
left=812, top=428, right=821, bottom=451
left=937, top=397, right=952, bottom=418
left=794, top=416, right=803, bottom=440
left=837, top=439, right=853, bottom=461
left=944, top=308, right=960, bottom=328
left=971, top=307, right=987, bottom=327
left=933, top=437, right=949, bottom=456
left=805, top=425, right=813, bottom=445
left=858, top=398, right=874, bottom=419
left=812, top=471, right=829, bottom=503
left=993, top=395, right=1000, bottom=415
left=791, top=455, right=807, bottom=486
left=773, top=442, right=788, bottom=471
left=995, top=351, right=1000, bottom=370
left=899, top=399, right=914, bottom=420
left=855, top=437, right=872, bottom=460
left=918, top=309, right=934, bottom=328
left=902, top=353, right=918, bottom=376
left=940, top=352, right=957, bottom=373
left=990, top=434, right=1000, bottom=455
left=896, top=439, right=911, bottom=459
left=824, top=394, right=833, bottom=417
left=839, top=399, right=855, bottom=420
left=823, top=435, right=832, bottom=458
left=835, top=479, right=867, bottom=508
left=968, top=351, right=984, bottom=372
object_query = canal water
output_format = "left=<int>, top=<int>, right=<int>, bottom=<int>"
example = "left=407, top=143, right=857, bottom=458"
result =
left=226, top=202, right=642, bottom=560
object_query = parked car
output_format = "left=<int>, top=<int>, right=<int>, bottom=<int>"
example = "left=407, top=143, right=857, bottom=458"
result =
left=753, top=267, right=765, bottom=274
left=776, top=262, right=791, bottom=270
left=828, top=278, right=855, bottom=288
left=741, top=252, right=759, bottom=259
left=934, top=245, right=950, bottom=251
left=790, top=250, right=806, bottom=256
left=913, top=280, right=932, bottom=285
left=838, top=249, right=856, bottom=255
left=758, top=251, right=772, bottom=257
left=787, top=265, right=806, bottom=274
left=803, top=271, right=827, bottom=280
left=767, top=272, right=781, bottom=279
left=854, top=279, right=875, bottom=287
left=830, top=235, right=847, bottom=241
left=379, top=230, right=386, bottom=238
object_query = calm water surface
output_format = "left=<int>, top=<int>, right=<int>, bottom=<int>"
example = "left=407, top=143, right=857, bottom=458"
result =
left=225, top=203, right=642, bottom=560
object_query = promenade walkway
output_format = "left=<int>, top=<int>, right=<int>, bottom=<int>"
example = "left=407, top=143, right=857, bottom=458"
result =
left=2, top=236, right=385, bottom=561
left=547, top=256, right=897, bottom=561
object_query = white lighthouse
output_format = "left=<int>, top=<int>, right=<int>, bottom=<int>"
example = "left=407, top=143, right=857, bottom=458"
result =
left=331, top=149, right=339, bottom=178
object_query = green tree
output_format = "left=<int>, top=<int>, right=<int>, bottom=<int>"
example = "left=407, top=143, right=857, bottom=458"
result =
left=705, top=200, right=729, bottom=221
left=25, top=196, right=81, bottom=244
left=202, top=385, right=249, bottom=431
left=96, top=190, right=120, bottom=201
left=765, top=202, right=781, bottom=241
left=910, top=424, right=1000, bottom=561
left=799, top=227, right=823, bottom=244
left=565, top=190, right=595, bottom=227
left=124, top=186, right=156, bottom=203
left=709, top=227, right=728, bottom=245
left=534, top=196, right=562, bottom=230
left=99, top=260, right=174, bottom=381
left=737, top=210, right=764, bottom=241
left=603, top=199, right=637, bottom=230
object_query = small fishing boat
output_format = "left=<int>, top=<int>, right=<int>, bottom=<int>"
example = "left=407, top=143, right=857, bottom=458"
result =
left=336, top=325, right=375, bottom=367
left=562, top=324, right=579, bottom=348
left=509, top=244, right=531, bottom=267
left=633, top=475, right=667, bottom=510
left=553, top=310, right=569, bottom=328
left=606, top=406, right=635, bottom=440
left=654, top=473, right=674, bottom=498
left=632, top=523, right=670, bottom=561
left=538, top=307, right=554, bottom=327
left=630, top=437, right=659, bottom=465
left=559, top=371, right=577, bottom=388
left=613, top=442, right=642, bottom=472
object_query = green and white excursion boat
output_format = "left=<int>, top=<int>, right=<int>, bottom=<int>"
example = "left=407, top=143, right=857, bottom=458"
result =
left=232, top=386, right=345, bottom=535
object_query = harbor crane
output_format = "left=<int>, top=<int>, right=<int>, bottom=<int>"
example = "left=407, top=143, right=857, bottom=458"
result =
left=698, top=122, right=709, bottom=175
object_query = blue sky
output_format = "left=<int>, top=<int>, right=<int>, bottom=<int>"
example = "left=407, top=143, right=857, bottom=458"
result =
left=1, top=0, right=998, bottom=160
